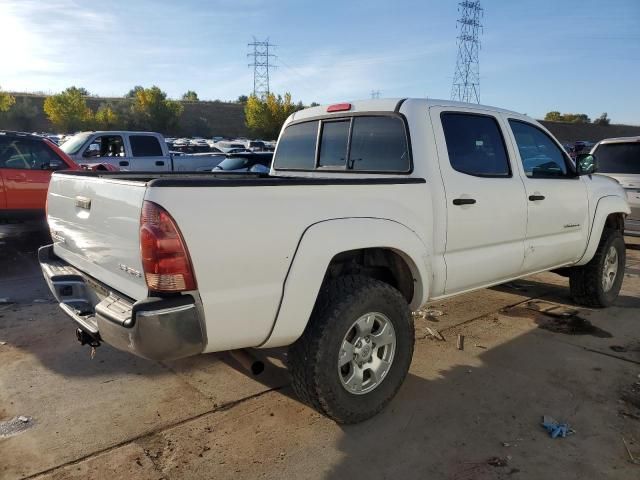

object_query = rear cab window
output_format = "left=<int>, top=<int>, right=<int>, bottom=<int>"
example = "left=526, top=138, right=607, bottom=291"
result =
left=593, top=142, right=640, bottom=174
left=130, top=135, right=164, bottom=157
left=274, top=115, right=410, bottom=173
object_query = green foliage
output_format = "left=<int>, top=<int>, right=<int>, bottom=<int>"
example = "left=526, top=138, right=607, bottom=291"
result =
left=0, top=86, right=16, bottom=113
left=543, top=111, right=591, bottom=123
left=244, top=93, right=301, bottom=139
left=593, top=112, right=610, bottom=126
left=94, top=103, right=119, bottom=130
left=43, top=87, right=93, bottom=131
left=125, top=86, right=144, bottom=98
left=237, top=95, right=248, bottom=104
left=182, top=90, right=199, bottom=101
left=310, top=102, right=320, bottom=107
left=5, top=97, right=39, bottom=131
left=131, top=86, right=183, bottom=132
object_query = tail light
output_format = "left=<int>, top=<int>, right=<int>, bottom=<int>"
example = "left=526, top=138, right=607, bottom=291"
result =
left=140, top=201, right=197, bottom=292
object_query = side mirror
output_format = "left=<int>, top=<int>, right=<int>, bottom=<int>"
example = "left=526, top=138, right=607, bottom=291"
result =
left=576, top=153, right=597, bottom=175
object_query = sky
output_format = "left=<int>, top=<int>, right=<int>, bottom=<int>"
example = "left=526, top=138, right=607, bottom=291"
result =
left=1, top=0, right=639, bottom=124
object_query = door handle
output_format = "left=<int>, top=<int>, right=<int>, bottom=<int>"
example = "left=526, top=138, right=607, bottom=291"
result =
left=119, top=161, right=129, bottom=167
left=155, top=161, right=165, bottom=166
left=452, top=198, right=476, bottom=206
left=529, top=194, right=545, bottom=201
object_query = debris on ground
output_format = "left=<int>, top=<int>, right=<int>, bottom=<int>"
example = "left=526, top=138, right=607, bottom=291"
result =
left=457, top=334, right=465, bottom=350
left=538, top=315, right=612, bottom=338
left=425, top=309, right=444, bottom=317
left=0, top=341, right=6, bottom=345
left=487, top=456, right=509, bottom=467
left=622, top=437, right=640, bottom=465
left=424, top=327, right=445, bottom=341
left=541, top=415, right=575, bottom=438
left=611, top=345, right=628, bottom=353
left=620, top=379, right=640, bottom=409
left=0, top=416, right=35, bottom=439
left=526, top=300, right=579, bottom=318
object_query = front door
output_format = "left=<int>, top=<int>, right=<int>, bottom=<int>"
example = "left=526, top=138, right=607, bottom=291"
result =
left=0, top=137, right=57, bottom=210
left=430, top=107, right=528, bottom=294
left=505, top=119, right=589, bottom=272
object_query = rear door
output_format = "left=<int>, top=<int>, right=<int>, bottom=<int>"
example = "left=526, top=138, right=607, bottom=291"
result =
left=430, top=107, right=528, bottom=294
left=127, top=134, right=170, bottom=171
left=505, top=119, right=589, bottom=272
left=0, top=137, right=60, bottom=210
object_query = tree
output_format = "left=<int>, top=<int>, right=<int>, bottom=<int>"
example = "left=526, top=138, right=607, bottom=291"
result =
left=245, top=92, right=299, bottom=139
left=310, top=102, right=320, bottom=107
left=131, top=86, right=183, bottom=132
left=543, top=111, right=590, bottom=123
left=125, top=85, right=144, bottom=98
left=43, top=87, right=93, bottom=131
left=593, top=112, right=610, bottom=126
left=182, top=90, right=199, bottom=101
left=237, top=95, right=248, bottom=104
left=544, top=111, right=562, bottom=121
left=5, top=97, right=39, bottom=131
left=94, top=103, right=119, bottom=129
left=0, top=86, right=15, bottom=113
left=76, top=87, right=90, bottom=96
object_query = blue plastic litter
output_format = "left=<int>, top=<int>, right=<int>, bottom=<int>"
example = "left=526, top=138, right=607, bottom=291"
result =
left=541, top=415, right=575, bottom=438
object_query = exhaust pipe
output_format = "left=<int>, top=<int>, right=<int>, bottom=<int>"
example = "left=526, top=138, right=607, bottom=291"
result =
left=229, top=349, right=265, bottom=375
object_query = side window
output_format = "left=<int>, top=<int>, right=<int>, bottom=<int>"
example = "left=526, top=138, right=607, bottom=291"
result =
left=84, top=135, right=125, bottom=158
left=274, top=121, right=318, bottom=170
left=508, top=120, right=569, bottom=178
left=441, top=113, right=511, bottom=177
left=349, top=116, right=409, bottom=172
left=0, top=139, right=60, bottom=170
left=130, top=135, right=163, bottom=157
left=318, top=120, right=349, bottom=168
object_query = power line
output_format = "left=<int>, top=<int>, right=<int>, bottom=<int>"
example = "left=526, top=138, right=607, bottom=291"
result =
left=248, top=37, right=277, bottom=98
left=451, top=1, right=483, bottom=104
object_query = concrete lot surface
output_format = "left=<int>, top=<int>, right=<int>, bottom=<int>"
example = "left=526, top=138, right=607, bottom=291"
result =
left=1, top=225, right=639, bottom=480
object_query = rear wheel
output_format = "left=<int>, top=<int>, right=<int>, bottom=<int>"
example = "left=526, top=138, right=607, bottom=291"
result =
left=569, top=228, right=626, bottom=308
left=288, top=275, right=414, bottom=424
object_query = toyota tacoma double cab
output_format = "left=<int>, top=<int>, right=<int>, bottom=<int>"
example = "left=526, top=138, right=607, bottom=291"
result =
left=40, top=99, right=630, bottom=423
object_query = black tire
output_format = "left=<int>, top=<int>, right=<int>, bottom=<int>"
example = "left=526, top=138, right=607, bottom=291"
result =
left=569, top=228, right=626, bottom=308
left=288, top=275, right=414, bottom=424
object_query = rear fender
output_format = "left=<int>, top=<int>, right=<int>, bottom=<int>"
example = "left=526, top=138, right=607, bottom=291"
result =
left=575, top=195, right=630, bottom=266
left=260, top=217, right=430, bottom=348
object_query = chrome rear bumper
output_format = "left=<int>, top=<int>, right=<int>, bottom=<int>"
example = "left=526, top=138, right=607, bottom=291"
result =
left=38, top=244, right=205, bottom=361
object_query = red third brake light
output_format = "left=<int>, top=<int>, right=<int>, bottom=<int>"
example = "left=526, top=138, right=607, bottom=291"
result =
left=327, top=102, right=352, bottom=113
left=140, top=201, right=197, bottom=292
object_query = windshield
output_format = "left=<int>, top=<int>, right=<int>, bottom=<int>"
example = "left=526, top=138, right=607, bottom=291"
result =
left=59, top=133, right=92, bottom=155
left=595, top=142, right=640, bottom=174
left=216, top=157, right=251, bottom=170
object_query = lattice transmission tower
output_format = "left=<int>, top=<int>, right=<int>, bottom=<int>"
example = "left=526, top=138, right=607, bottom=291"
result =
left=451, top=1, right=483, bottom=104
left=248, top=37, right=276, bottom=98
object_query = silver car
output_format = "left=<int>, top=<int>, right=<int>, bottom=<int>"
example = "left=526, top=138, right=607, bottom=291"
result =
left=592, top=136, right=640, bottom=236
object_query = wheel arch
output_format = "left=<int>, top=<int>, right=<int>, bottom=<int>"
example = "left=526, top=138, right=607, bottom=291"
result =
left=260, top=217, right=431, bottom=348
left=575, top=195, right=630, bottom=266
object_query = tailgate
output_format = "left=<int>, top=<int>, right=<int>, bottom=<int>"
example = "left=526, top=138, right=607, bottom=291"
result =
left=47, top=173, right=149, bottom=300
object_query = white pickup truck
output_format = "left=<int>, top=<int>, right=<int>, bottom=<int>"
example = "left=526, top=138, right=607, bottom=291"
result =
left=60, top=131, right=224, bottom=172
left=40, top=99, right=630, bottom=423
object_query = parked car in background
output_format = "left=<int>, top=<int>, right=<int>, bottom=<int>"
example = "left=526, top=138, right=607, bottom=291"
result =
left=60, top=131, right=224, bottom=172
left=591, top=136, right=640, bottom=236
left=212, top=152, right=273, bottom=172
left=0, top=131, right=78, bottom=219
left=215, top=141, right=247, bottom=153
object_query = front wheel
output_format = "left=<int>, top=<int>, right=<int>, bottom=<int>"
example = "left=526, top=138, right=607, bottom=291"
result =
left=288, top=275, right=414, bottom=424
left=569, top=228, right=626, bottom=308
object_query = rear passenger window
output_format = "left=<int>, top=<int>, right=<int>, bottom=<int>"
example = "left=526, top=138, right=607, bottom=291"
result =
left=130, top=136, right=163, bottom=157
left=318, top=121, right=349, bottom=168
left=349, top=116, right=409, bottom=171
left=274, top=121, right=318, bottom=170
left=441, top=113, right=511, bottom=177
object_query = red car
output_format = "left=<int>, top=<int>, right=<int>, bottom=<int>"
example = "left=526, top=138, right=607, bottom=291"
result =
left=0, top=131, right=79, bottom=219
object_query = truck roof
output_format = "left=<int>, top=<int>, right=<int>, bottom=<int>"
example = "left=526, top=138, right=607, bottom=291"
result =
left=289, top=98, right=524, bottom=122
